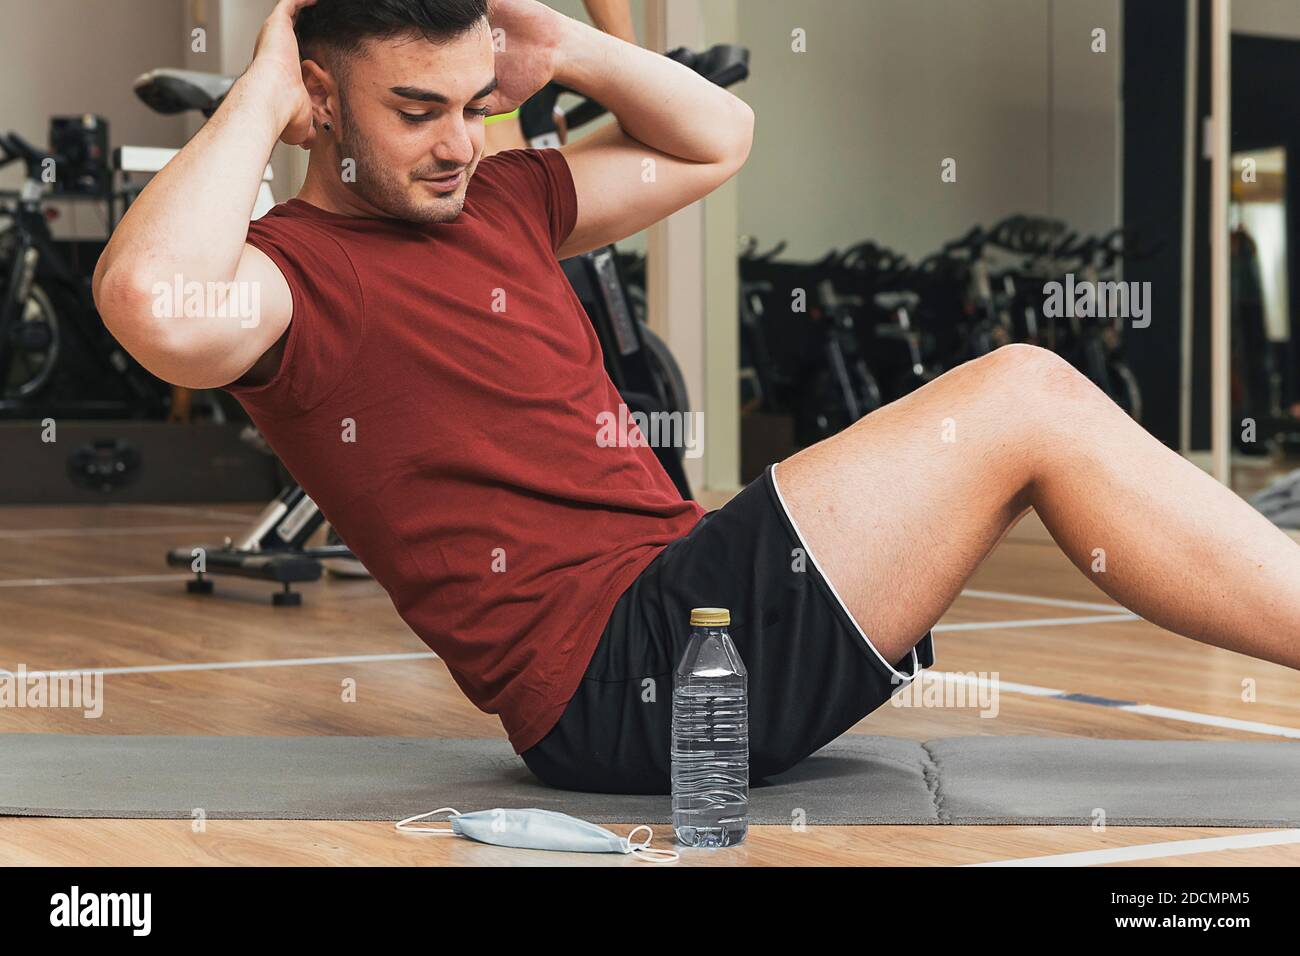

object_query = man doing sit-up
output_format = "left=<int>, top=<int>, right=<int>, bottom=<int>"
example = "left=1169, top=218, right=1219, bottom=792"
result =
left=93, top=0, right=1300, bottom=794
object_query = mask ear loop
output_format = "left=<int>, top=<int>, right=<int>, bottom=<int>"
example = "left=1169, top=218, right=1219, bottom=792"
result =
left=626, top=825, right=679, bottom=863
left=395, top=807, right=461, bottom=834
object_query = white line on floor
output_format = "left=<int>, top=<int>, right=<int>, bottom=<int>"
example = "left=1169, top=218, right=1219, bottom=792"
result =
left=921, top=671, right=1300, bottom=739
left=965, top=829, right=1300, bottom=866
left=0, top=574, right=185, bottom=588
left=100, top=504, right=257, bottom=521
left=0, top=563, right=1127, bottom=630
left=0, top=572, right=1138, bottom=638
left=1120, top=703, right=1300, bottom=738
left=932, top=671, right=1067, bottom=697
left=958, top=589, right=1129, bottom=614
left=3, top=504, right=255, bottom=525
left=0, top=567, right=1287, bottom=737
left=14, top=651, right=439, bottom=678
left=0, top=574, right=1140, bottom=637
left=9, top=648, right=1295, bottom=746
left=934, top=613, right=1139, bottom=632
left=0, top=526, right=235, bottom=540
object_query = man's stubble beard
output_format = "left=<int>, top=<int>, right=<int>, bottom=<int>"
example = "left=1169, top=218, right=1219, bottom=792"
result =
left=337, top=94, right=466, bottom=225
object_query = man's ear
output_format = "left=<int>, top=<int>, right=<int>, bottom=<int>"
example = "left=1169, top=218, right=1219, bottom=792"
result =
left=300, top=58, right=338, bottom=131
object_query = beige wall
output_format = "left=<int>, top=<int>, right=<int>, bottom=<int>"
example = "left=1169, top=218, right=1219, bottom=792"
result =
left=730, top=0, right=1121, bottom=261
left=1234, top=0, right=1300, bottom=37
left=549, top=0, right=1123, bottom=261
left=0, top=0, right=188, bottom=195
left=1050, top=0, right=1123, bottom=238
left=190, top=1, right=302, bottom=200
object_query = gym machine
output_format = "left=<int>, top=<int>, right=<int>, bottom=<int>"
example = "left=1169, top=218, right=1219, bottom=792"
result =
left=165, top=484, right=353, bottom=607
left=124, top=69, right=360, bottom=604
left=521, top=44, right=750, bottom=500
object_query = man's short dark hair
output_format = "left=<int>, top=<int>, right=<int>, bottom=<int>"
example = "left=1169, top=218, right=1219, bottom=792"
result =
left=296, top=0, right=490, bottom=76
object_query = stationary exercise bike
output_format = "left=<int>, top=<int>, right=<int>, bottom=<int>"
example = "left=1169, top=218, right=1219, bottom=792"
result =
left=0, top=130, right=171, bottom=418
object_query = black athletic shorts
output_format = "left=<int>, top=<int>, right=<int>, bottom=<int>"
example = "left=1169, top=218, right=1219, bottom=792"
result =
left=521, top=463, right=936, bottom=794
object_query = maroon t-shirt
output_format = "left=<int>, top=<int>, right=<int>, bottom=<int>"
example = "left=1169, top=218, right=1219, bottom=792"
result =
left=227, top=148, right=705, bottom=752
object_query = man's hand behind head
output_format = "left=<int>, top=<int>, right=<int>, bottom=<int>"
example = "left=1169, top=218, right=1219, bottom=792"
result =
left=250, top=0, right=318, bottom=147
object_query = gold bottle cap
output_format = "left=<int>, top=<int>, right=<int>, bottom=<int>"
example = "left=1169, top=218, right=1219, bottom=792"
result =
left=689, top=607, right=731, bottom=627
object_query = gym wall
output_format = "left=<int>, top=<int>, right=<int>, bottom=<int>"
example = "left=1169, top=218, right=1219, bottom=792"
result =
left=185, top=1, right=305, bottom=209
left=0, top=0, right=188, bottom=223
left=732, top=0, right=1122, bottom=261
left=1233, top=0, right=1300, bottom=37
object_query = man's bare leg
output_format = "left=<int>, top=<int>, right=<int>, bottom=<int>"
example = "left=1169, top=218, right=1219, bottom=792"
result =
left=776, top=343, right=1300, bottom=669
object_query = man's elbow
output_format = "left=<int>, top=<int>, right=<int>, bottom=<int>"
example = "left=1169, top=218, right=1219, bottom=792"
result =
left=94, top=265, right=146, bottom=338
left=93, top=266, right=162, bottom=350
left=92, top=267, right=192, bottom=385
left=722, top=98, right=754, bottom=171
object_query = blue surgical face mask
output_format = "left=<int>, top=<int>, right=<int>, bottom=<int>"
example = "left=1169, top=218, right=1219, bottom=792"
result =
left=395, top=807, right=678, bottom=863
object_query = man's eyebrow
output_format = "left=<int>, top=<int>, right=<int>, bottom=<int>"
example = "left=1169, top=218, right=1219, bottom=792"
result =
left=388, top=77, right=498, bottom=104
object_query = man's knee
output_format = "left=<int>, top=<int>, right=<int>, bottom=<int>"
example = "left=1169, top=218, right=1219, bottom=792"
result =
left=982, top=342, right=1076, bottom=379
left=978, top=343, right=1097, bottom=407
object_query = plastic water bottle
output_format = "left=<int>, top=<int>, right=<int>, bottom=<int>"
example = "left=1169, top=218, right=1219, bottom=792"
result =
left=672, top=607, right=749, bottom=847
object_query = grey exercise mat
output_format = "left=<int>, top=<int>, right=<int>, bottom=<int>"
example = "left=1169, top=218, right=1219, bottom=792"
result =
left=1, top=734, right=1298, bottom=826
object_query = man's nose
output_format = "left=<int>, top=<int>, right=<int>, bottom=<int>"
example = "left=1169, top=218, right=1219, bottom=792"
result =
left=434, top=120, right=476, bottom=167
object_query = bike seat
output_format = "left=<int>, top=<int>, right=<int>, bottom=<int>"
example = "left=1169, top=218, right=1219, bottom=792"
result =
left=133, top=69, right=235, bottom=116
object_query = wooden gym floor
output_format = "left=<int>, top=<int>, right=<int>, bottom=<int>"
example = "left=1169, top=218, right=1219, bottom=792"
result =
left=1, top=488, right=1298, bottom=867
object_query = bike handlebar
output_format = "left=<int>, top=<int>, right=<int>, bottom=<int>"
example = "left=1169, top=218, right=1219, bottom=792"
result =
left=0, top=131, right=56, bottom=178
left=531, top=43, right=750, bottom=140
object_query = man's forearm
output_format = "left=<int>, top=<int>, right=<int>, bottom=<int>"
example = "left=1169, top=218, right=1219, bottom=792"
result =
left=553, top=17, right=751, bottom=165
left=94, top=66, right=286, bottom=297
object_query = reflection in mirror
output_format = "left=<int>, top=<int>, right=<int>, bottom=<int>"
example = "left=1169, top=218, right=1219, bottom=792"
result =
left=733, top=0, right=1130, bottom=482
left=1230, top=147, right=1292, bottom=481
left=1228, top=14, right=1300, bottom=515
